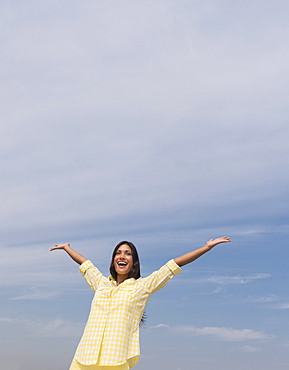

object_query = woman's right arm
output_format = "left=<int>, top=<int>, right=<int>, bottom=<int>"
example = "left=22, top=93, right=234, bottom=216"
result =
left=50, top=243, right=87, bottom=265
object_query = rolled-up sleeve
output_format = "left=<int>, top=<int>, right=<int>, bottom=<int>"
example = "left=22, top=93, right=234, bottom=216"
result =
left=143, top=259, right=182, bottom=294
left=79, top=260, right=94, bottom=275
left=79, top=260, right=106, bottom=291
left=166, top=259, right=182, bottom=275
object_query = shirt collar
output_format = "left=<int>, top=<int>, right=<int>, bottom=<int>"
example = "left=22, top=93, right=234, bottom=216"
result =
left=109, top=276, right=135, bottom=286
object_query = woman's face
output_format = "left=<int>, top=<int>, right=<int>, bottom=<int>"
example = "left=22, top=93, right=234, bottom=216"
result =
left=113, top=244, right=133, bottom=278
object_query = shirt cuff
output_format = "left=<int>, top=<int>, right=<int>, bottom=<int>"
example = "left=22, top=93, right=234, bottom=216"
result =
left=79, top=260, right=94, bottom=276
left=166, top=259, right=182, bottom=276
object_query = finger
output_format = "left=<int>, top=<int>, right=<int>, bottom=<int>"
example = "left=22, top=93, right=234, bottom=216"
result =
left=222, top=237, right=231, bottom=242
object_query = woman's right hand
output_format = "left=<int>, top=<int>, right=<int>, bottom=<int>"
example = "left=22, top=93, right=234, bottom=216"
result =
left=50, top=243, right=87, bottom=265
left=50, top=243, right=70, bottom=252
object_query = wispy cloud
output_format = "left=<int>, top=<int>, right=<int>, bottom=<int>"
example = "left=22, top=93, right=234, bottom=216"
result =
left=148, top=323, right=170, bottom=329
left=231, top=345, right=262, bottom=353
left=174, top=326, right=273, bottom=342
left=1, top=1, right=289, bottom=369
left=9, top=289, right=60, bottom=301
left=227, top=294, right=280, bottom=306
left=277, top=303, right=289, bottom=309
left=180, top=273, right=271, bottom=286
left=0, top=316, right=83, bottom=338
left=149, top=324, right=274, bottom=342
left=204, top=274, right=271, bottom=285
left=0, top=244, right=106, bottom=288
left=0, top=317, right=30, bottom=324
left=247, top=294, right=279, bottom=303
left=242, top=345, right=262, bottom=353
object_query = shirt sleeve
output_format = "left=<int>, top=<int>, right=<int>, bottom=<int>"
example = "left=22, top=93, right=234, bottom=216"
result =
left=79, top=260, right=106, bottom=291
left=142, top=259, right=182, bottom=294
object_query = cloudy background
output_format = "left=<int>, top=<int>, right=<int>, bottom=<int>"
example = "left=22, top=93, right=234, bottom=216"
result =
left=1, top=1, right=289, bottom=369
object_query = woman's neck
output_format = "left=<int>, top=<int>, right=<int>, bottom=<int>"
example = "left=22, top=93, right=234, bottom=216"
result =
left=116, top=274, right=128, bottom=285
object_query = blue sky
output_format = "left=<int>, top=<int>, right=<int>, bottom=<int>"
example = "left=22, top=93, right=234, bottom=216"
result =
left=1, top=1, right=289, bottom=369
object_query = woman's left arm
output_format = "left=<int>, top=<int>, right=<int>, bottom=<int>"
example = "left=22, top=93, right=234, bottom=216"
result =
left=174, top=237, right=231, bottom=267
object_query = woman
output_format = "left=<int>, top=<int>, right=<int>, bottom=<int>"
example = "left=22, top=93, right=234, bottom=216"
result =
left=50, top=237, right=231, bottom=370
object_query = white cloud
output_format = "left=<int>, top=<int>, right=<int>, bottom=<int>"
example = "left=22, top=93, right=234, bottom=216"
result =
left=1, top=2, right=289, bottom=369
left=1, top=0, right=289, bottom=242
left=247, top=294, right=279, bottom=303
left=204, top=274, right=271, bottom=285
left=0, top=316, right=83, bottom=338
left=175, top=326, right=273, bottom=342
left=241, top=345, right=262, bottom=353
left=149, top=323, right=170, bottom=329
left=231, top=345, right=262, bottom=353
left=149, top=323, right=273, bottom=342
left=0, top=241, right=109, bottom=288
left=277, top=303, right=289, bottom=309
left=9, top=289, right=60, bottom=301
left=0, top=245, right=78, bottom=288
left=181, top=273, right=271, bottom=286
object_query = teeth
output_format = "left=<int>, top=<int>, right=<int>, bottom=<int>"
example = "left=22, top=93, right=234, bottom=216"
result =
left=118, top=262, right=127, bottom=266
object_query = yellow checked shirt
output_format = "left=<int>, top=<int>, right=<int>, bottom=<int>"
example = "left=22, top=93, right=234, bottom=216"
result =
left=74, top=259, right=182, bottom=368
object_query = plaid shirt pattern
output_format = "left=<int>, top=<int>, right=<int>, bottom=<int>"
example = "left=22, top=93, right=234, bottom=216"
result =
left=74, top=259, right=182, bottom=368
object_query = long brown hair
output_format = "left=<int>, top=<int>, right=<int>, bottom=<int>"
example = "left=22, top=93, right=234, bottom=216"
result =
left=110, top=241, right=141, bottom=280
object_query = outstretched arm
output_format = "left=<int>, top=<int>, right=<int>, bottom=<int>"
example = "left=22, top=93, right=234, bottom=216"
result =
left=174, top=237, right=231, bottom=267
left=50, top=243, right=87, bottom=265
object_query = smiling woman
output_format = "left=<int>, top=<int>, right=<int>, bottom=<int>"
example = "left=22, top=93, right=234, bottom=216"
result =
left=50, top=236, right=231, bottom=369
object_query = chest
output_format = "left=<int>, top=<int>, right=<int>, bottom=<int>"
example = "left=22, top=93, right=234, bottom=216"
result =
left=91, top=282, right=149, bottom=310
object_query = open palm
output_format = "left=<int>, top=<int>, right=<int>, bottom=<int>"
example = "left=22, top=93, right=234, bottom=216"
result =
left=206, top=237, right=231, bottom=249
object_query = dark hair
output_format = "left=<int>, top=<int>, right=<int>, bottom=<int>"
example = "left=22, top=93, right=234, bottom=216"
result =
left=110, top=241, right=141, bottom=281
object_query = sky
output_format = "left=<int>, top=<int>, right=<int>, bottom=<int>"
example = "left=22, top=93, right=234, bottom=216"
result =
left=1, top=0, right=289, bottom=369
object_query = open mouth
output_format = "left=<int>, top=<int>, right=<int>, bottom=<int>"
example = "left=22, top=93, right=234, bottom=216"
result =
left=117, top=261, right=128, bottom=267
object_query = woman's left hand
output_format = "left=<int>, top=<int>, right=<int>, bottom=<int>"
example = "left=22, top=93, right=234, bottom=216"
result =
left=206, top=236, right=231, bottom=249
